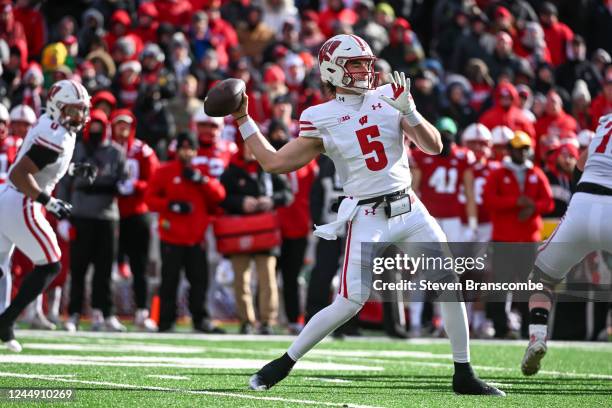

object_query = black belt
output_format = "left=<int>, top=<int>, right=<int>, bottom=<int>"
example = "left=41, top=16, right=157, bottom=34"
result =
left=576, top=182, right=612, bottom=196
left=333, top=188, right=409, bottom=212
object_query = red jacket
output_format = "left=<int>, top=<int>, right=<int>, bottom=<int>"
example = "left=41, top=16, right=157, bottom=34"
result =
left=277, top=159, right=318, bottom=238
left=590, top=93, right=612, bottom=130
left=483, top=161, right=553, bottom=242
left=534, top=111, right=578, bottom=158
left=112, top=110, right=160, bottom=218
left=13, top=5, right=46, bottom=58
left=542, top=22, right=573, bottom=67
left=480, top=82, right=536, bottom=141
left=145, top=160, right=226, bottom=245
left=154, top=0, right=193, bottom=28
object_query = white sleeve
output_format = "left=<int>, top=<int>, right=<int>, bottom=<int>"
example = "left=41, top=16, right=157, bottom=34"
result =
left=34, top=122, right=65, bottom=154
left=298, top=109, right=321, bottom=139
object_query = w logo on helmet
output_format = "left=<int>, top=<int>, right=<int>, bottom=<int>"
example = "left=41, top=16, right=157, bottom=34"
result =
left=318, top=40, right=342, bottom=65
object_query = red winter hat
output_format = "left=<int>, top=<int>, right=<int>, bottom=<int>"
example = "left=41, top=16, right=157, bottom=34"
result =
left=264, top=64, right=286, bottom=84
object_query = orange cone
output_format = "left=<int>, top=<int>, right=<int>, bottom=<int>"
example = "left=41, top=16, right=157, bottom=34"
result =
left=150, top=295, right=160, bottom=324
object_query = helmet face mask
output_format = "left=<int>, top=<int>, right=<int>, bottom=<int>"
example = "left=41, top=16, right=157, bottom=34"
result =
left=318, top=35, right=379, bottom=94
left=46, top=80, right=91, bottom=132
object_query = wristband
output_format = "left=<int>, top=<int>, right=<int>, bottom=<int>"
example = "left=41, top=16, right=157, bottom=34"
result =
left=239, top=117, right=258, bottom=140
left=403, top=110, right=424, bottom=127
left=468, top=216, right=478, bottom=231
left=35, top=192, right=51, bottom=205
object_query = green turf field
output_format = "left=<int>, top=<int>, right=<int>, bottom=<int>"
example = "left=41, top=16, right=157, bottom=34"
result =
left=0, top=330, right=610, bottom=407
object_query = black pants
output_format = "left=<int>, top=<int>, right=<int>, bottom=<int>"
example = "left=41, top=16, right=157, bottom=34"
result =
left=119, top=213, right=151, bottom=309
left=68, top=218, right=117, bottom=317
left=279, top=237, right=308, bottom=324
left=159, top=241, right=208, bottom=331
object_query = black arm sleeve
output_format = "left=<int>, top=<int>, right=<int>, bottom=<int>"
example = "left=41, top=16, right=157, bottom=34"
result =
left=26, top=144, right=60, bottom=170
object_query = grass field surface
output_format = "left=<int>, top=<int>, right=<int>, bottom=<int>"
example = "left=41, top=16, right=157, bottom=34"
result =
left=0, top=330, right=610, bottom=407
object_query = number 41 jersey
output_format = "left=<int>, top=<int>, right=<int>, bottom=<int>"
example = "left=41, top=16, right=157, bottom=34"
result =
left=299, top=84, right=411, bottom=198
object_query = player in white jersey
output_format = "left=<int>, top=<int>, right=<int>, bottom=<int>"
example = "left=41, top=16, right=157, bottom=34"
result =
left=229, top=34, right=503, bottom=396
left=0, top=80, right=96, bottom=352
left=521, top=113, right=612, bottom=376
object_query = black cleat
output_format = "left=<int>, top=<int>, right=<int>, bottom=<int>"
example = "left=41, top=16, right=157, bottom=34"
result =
left=453, top=373, right=506, bottom=396
left=0, top=321, right=15, bottom=342
left=249, top=353, right=295, bottom=390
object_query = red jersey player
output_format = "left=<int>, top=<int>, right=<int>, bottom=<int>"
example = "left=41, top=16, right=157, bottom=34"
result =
left=0, top=105, right=20, bottom=184
left=411, top=117, right=477, bottom=241
left=459, top=123, right=500, bottom=242
left=191, top=107, right=236, bottom=178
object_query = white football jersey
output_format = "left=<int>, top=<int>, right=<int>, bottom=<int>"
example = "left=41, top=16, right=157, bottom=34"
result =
left=581, top=113, right=612, bottom=190
left=299, top=84, right=411, bottom=198
left=8, top=114, right=76, bottom=194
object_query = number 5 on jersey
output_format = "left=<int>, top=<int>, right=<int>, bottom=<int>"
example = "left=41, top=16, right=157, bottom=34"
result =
left=356, top=125, right=388, bottom=171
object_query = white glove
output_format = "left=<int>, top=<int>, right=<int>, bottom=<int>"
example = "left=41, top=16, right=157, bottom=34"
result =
left=57, top=220, right=71, bottom=242
left=117, top=179, right=135, bottom=196
left=379, top=71, right=423, bottom=127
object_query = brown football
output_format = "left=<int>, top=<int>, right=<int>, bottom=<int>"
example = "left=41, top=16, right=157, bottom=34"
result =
left=204, top=78, right=246, bottom=117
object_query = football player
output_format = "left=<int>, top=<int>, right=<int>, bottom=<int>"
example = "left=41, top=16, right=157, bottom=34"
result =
left=411, top=117, right=477, bottom=242
left=0, top=80, right=96, bottom=352
left=9, top=104, right=37, bottom=140
left=490, top=125, right=514, bottom=161
left=521, top=113, right=612, bottom=375
left=459, top=123, right=500, bottom=242
left=230, top=34, right=504, bottom=396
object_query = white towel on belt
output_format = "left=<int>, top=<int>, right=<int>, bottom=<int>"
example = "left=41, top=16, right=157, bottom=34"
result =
left=313, top=197, right=359, bottom=240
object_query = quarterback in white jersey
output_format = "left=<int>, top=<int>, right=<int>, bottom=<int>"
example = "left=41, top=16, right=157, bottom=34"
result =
left=521, top=113, right=612, bottom=376
left=231, top=34, right=503, bottom=396
left=0, top=80, right=96, bottom=352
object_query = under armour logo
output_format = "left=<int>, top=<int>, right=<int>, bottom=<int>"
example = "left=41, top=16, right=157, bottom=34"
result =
left=359, top=115, right=368, bottom=125
left=372, top=103, right=382, bottom=110
left=364, top=208, right=376, bottom=216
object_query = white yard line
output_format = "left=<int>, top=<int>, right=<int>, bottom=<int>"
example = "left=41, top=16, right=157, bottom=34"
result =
left=0, top=371, right=383, bottom=408
left=25, top=343, right=204, bottom=354
left=146, top=375, right=190, bottom=381
left=0, top=354, right=383, bottom=372
left=305, top=377, right=353, bottom=384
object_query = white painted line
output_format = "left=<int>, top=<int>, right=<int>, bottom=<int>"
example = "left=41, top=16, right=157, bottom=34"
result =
left=0, top=371, right=383, bottom=408
left=305, top=377, right=352, bottom=384
left=25, top=343, right=204, bottom=354
left=0, top=354, right=383, bottom=372
left=147, top=375, right=190, bottom=381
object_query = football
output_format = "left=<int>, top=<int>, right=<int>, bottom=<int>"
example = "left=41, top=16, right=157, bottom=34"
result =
left=204, top=78, right=246, bottom=117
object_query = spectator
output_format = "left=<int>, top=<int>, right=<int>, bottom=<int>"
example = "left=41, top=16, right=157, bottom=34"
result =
left=111, top=110, right=160, bottom=332
left=539, top=1, right=573, bottom=67
left=145, top=131, right=226, bottom=333
left=79, top=60, right=111, bottom=95
left=219, top=139, right=293, bottom=334
left=586, top=0, right=612, bottom=56
left=483, top=131, right=553, bottom=337
left=592, top=49, right=611, bottom=77
left=167, top=75, right=202, bottom=135
left=272, top=119, right=317, bottom=334
left=191, top=49, right=224, bottom=98
left=262, top=0, right=298, bottom=33
left=516, top=84, right=536, bottom=123
left=514, top=21, right=552, bottom=68
left=189, top=11, right=213, bottom=65
left=465, top=58, right=494, bottom=114
left=57, top=109, right=128, bottom=333
left=535, top=89, right=578, bottom=160
left=237, top=5, right=275, bottom=65
left=0, top=104, right=17, bottom=184
left=533, top=62, right=556, bottom=94
left=112, top=60, right=141, bottom=109
left=133, top=83, right=176, bottom=160
left=154, top=0, right=192, bottom=29
left=104, top=10, right=136, bottom=56
left=487, top=32, right=524, bottom=82
left=0, top=0, right=28, bottom=69
left=86, top=48, right=116, bottom=83
left=206, top=3, right=239, bottom=70
left=354, top=0, right=389, bottom=56
left=13, top=0, right=46, bottom=60
left=410, top=70, right=441, bottom=123
left=319, top=0, right=358, bottom=38
left=11, top=63, right=44, bottom=116
left=589, top=65, right=612, bottom=129
left=299, top=10, right=325, bottom=53
left=451, top=11, right=490, bottom=74
left=380, top=17, right=412, bottom=71
left=132, top=2, right=159, bottom=45
left=556, top=35, right=602, bottom=97
left=140, top=43, right=177, bottom=100
left=442, top=78, right=477, bottom=132
left=262, top=93, right=298, bottom=137
left=571, top=79, right=592, bottom=130
left=435, top=6, right=470, bottom=69
left=169, top=32, right=192, bottom=84
left=543, top=141, right=579, bottom=217
left=480, top=81, right=536, bottom=142
left=90, top=91, right=117, bottom=118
